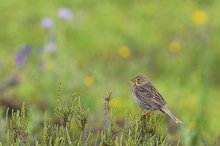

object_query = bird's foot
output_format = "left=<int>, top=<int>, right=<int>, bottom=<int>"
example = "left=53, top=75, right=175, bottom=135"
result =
left=142, top=109, right=152, bottom=117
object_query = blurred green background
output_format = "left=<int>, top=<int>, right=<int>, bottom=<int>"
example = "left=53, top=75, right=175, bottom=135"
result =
left=0, top=0, right=220, bottom=145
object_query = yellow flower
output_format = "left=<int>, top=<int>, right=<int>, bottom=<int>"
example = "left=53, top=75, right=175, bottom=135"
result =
left=118, top=46, right=131, bottom=58
left=110, top=98, right=122, bottom=108
left=192, top=10, right=208, bottom=25
left=169, top=41, right=181, bottom=53
left=84, top=76, right=94, bottom=86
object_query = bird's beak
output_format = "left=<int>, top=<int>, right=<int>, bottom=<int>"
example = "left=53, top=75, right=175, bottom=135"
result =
left=130, top=78, right=136, bottom=83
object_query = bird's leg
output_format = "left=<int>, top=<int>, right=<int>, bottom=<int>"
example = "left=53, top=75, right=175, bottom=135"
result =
left=142, top=109, right=152, bottom=117
left=134, top=109, right=152, bottom=126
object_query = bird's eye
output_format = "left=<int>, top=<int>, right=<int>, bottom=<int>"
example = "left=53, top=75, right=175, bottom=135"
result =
left=137, top=78, right=140, bottom=81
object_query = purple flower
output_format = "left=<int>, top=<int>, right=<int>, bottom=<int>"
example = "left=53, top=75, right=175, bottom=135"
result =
left=58, top=8, right=73, bottom=21
left=15, top=53, right=25, bottom=64
left=21, top=45, right=32, bottom=55
left=41, top=17, right=53, bottom=29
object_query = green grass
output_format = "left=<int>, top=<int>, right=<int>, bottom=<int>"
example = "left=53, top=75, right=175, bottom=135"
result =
left=0, top=0, right=220, bottom=145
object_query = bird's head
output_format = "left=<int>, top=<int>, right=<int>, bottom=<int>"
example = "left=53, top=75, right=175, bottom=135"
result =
left=131, top=75, right=150, bottom=86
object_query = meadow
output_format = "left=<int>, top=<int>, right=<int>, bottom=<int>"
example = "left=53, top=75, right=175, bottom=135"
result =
left=0, top=0, right=220, bottom=145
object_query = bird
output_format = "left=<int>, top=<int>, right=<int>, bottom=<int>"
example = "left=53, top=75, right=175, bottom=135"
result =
left=131, top=75, right=182, bottom=123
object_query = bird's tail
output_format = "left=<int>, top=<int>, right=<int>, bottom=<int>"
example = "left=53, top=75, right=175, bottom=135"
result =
left=161, top=107, right=182, bottom=124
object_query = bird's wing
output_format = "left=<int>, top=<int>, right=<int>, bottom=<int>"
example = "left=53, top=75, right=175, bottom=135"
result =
left=138, top=84, right=167, bottom=106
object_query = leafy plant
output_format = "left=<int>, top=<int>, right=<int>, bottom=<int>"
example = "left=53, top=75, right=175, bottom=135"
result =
left=3, top=84, right=178, bottom=145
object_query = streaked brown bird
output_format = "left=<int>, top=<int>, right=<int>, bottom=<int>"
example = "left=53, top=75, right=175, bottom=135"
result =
left=131, top=75, right=182, bottom=123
